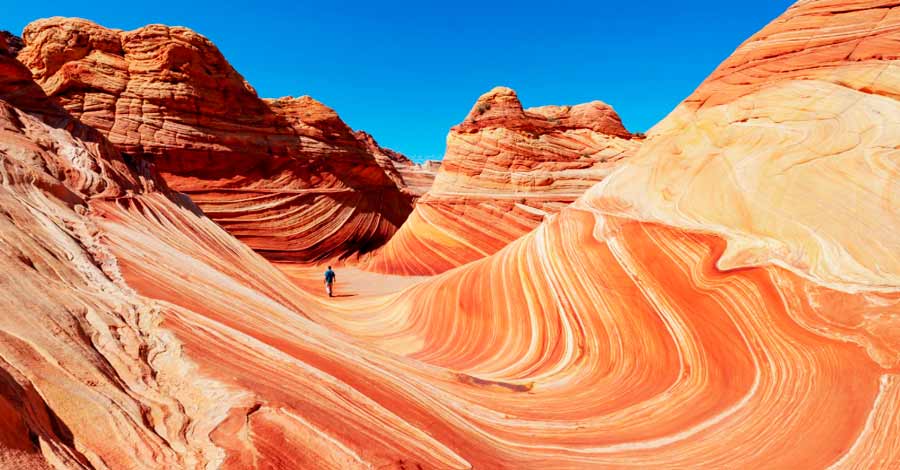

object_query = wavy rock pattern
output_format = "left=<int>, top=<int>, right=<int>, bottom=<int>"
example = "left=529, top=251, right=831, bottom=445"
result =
left=332, top=1, right=898, bottom=466
left=1, top=1, right=899, bottom=469
left=0, top=45, right=466, bottom=469
left=16, top=18, right=414, bottom=262
left=364, top=86, right=640, bottom=275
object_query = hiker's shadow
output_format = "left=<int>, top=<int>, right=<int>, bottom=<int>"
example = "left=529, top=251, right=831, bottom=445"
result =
left=330, top=294, right=357, bottom=298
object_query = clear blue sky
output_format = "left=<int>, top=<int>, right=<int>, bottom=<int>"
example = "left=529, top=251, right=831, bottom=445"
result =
left=6, top=1, right=795, bottom=162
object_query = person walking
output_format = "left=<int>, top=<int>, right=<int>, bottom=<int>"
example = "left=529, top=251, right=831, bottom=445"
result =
left=324, top=266, right=336, bottom=297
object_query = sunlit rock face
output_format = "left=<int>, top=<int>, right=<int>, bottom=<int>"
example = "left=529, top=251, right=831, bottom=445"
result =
left=364, top=86, right=641, bottom=275
left=0, top=44, right=466, bottom=469
left=16, top=17, right=414, bottom=263
left=1, top=1, right=900, bottom=468
left=329, top=0, right=899, bottom=466
left=0, top=40, right=217, bottom=468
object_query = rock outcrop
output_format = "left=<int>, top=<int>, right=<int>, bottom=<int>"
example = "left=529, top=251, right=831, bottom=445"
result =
left=16, top=17, right=414, bottom=262
left=0, top=43, right=465, bottom=469
left=318, top=1, right=900, bottom=467
left=354, top=130, right=437, bottom=197
left=363, top=86, right=640, bottom=274
left=0, top=40, right=221, bottom=468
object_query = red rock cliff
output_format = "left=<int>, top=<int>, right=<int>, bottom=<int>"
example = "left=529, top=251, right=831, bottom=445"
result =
left=17, top=17, right=414, bottom=263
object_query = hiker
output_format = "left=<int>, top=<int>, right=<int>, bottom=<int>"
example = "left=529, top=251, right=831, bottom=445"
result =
left=324, top=266, right=336, bottom=297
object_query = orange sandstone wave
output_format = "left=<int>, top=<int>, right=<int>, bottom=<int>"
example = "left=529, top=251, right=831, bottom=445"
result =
left=313, top=209, right=896, bottom=468
left=355, top=130, right=439, bottom=198
left=16, top=18, right=415, bottom=263
left=0, top=35, right=466, bottom=467
left=1, top=0, right=899, bottom=468
left=295, top=0, right=900, bottom=466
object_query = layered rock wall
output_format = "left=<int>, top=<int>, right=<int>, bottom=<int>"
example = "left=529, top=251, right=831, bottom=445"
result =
left=17, top=18, right=414, bottom=262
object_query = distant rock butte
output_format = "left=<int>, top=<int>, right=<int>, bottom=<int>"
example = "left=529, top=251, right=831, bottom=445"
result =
left=363, top=86, right=640, bottom=275
left=353, top=130, right=438, bottom=198
left=1, top=1, right=899, bottom=468
left=16, top=17, right=414, bottom=262
left=0, top=41, right=467, bottom=469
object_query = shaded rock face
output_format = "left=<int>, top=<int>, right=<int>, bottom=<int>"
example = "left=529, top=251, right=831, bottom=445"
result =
left=354, top=130, right=438, bottom=198
left=0, top=32, right=63, bottom=118
left=17, top=17, right=414, bottom=263
left=363, top=86, right=640, bottom=275
left=0, top=45, right=222, bottom=469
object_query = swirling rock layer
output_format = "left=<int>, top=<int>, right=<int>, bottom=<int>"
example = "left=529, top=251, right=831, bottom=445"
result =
left=310, top=1, right=900, bottom=466
left=364, top=86, right=641, bottom=275
left=0, top=44, right=231, bottom=468
left=16, top=18, right=414, bottom=262
left=1, top=1, right=899, bottom=468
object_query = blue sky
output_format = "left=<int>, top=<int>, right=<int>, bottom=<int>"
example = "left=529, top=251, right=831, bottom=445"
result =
left=6, top=1, right=795, bottom=162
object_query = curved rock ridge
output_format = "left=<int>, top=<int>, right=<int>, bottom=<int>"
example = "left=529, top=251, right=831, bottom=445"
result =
left=686, top=0, right=900, bottom=111
left=364, top=86, right=640, bottom=275
left=354, top=130, right=438, bottom=197
left=0, top=121, right=467, bottom=468
left=16, top=17, right=414, bottom=263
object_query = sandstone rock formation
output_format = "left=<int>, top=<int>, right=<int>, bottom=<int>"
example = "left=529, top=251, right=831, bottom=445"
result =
left=16, top=18, right=414, bottom=263
left=0, top=39, right=207, bottom=468
left=2, top=0, right=900, bottom=468
left=0, top=43, right=465, bottom=469
left=318, top=1, right=900, bottom=466
left=363, top=86, right=641, bottom=274
left=354, top=130, right=437, bottom=197
left=0, top=31, right=23, bottom=54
